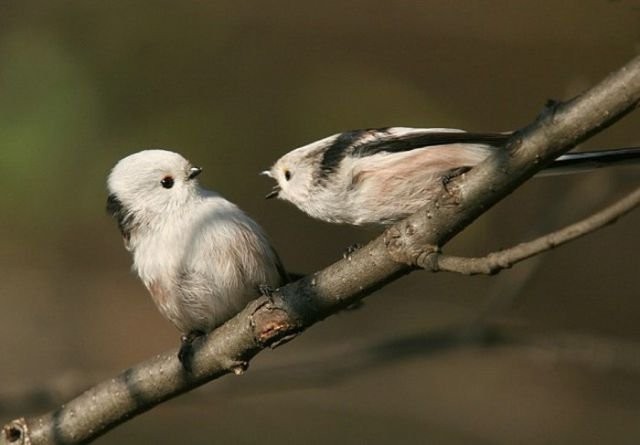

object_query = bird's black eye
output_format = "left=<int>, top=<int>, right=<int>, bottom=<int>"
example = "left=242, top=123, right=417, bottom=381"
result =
left=284, top=170, right=292, bottom=181
left=160, top=176, right=174, bottom=189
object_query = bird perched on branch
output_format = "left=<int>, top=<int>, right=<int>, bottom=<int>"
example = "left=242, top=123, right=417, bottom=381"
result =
left=263, top=127, right=640, bottom=226
left=107, top=150, right=288, bottom=371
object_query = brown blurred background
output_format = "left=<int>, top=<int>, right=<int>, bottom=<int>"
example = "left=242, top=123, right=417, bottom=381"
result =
left=1, top=1, right=639, bottom=443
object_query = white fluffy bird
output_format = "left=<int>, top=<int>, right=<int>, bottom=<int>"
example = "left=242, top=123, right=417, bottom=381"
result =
left=264, top=127, right=640, bottom=226
left=107, top=150, right=288, bottom=369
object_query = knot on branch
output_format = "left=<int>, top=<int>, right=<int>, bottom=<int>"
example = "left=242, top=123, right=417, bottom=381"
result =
left=415, top=251, right=442, bottom=271
left=384, top=222, right=440, bottom=267
left=531, top=98, right=564, bottom=129
left=3, top=418, right=27, bottom=444
left=249, top=294, right=302, bottom=349
left=485, top=252, right=513, bottom=274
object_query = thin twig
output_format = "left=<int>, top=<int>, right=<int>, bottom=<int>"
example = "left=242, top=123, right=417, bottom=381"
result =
left=421, top=186, right=640, bottom=275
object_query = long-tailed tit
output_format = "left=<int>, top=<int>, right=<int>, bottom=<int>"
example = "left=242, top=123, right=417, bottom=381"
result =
left=107, top=150, right=288, bottom=370
left=263, top=127, right=640, bottom=226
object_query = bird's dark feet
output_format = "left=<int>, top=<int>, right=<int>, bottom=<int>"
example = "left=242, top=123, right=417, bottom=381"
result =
left=343, top=243, right=362, bottom=260
left=178, top=330, right=205, bottom=372
left=442, top=166, right=472, bottom=193
left=258, top=284, right=274, bottom=298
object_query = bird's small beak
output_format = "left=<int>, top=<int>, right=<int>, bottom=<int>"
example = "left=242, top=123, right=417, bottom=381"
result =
left=188, top=166, right=203, bottom=179
left=260, top=170, right=273, bottom=178
left=265, top=185, right=281, bottom=199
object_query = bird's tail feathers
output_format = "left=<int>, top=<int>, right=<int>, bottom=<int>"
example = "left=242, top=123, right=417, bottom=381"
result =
left=539, top=147, right=640, bottom=176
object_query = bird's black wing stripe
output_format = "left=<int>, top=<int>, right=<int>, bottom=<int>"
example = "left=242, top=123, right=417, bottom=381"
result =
left=106, top=194, right=135, bottom=240
left=353, top=131, right=511, bottom=157
left=317, top=128, right=511, bottom=183
left=318, top=129, right=373, bottom=179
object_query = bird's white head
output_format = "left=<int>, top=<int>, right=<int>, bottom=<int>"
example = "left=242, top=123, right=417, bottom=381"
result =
left=107, top=150, right=203, bottom=240
left=263, top=135, right=336, bottom=206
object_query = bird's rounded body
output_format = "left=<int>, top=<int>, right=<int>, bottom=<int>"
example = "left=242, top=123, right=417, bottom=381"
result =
left=130, top=191, right=284, bottom=333
left=265, top=127, right=640, bottom=226
left=265, top=128, right=495, bottom=226
left=108, top=150, right=285, bottom=336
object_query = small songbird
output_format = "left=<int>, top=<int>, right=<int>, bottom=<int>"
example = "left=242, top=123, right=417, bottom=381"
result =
left=264, top=127, right=640, bottom=226
left=107, top=150, right=288, bottom=370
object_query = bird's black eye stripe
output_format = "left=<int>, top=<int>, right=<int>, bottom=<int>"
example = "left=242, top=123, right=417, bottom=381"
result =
left=161, top=176, right=174, bottom=189
left=284, top=170, right=292, bottom=181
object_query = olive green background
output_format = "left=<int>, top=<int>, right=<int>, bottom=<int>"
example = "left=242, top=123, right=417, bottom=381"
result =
left=1, top=2, right=639, bottom=444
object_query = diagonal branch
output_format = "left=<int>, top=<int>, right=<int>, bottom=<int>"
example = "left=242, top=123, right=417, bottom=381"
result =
left=421, top=186, right=640, bottom=275
left=3, top=55, right=640, bottom=445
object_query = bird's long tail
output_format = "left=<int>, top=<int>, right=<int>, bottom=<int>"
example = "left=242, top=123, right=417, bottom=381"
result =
left=538, top=147, right=640, bottom=176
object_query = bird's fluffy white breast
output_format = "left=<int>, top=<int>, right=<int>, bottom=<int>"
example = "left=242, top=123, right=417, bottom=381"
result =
left=130, top=192, right=282, bottom=332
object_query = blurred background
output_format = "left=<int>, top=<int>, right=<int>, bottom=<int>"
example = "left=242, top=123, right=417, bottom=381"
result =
left=1, top=1, right=639, bottom=443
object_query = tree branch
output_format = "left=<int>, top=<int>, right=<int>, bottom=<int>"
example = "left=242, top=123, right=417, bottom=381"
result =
left=422, top=186, right=640, bottom=275
left=3, top=54, right=640, bottom=445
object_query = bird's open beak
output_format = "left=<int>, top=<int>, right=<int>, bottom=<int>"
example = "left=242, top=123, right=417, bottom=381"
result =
left=265, top=185, right=281, bottom=199
left=261, top=169, right=279, bottom=198
left=188, top=166, right=202, bottom=179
